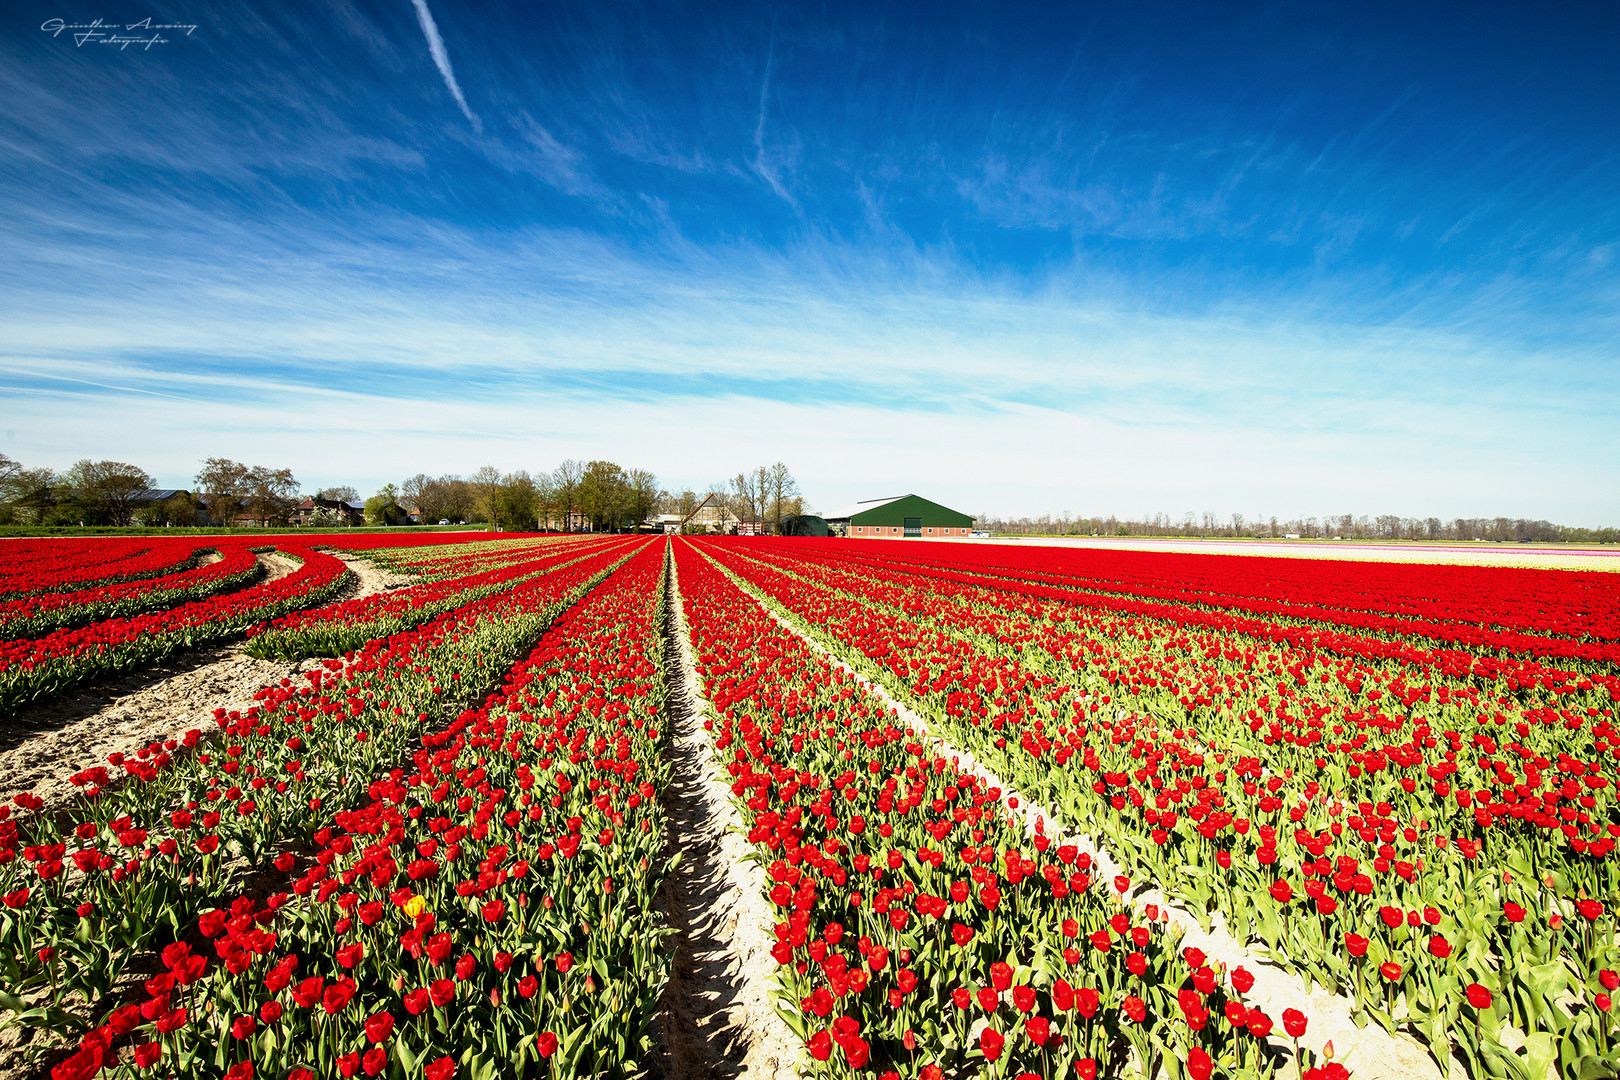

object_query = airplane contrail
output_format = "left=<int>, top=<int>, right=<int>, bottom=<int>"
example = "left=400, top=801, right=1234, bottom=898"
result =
left=410, top=0, right=481, bottom=133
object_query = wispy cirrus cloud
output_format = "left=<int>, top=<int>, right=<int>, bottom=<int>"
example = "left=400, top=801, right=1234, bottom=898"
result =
left=410, top=0, right=481, bottom=133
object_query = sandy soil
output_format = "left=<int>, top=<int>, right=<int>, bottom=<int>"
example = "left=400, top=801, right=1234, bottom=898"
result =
left=652, top=547, right=802, bottom=1080
left=0, top=553, right=405, bottom=813
left=709, top=550, right=1468, bottom=1080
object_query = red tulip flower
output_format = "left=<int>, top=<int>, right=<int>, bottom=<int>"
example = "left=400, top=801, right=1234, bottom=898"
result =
left=1466, top=984, right=1492, bottom=1010
left=1283, top=1008, right=1307, bottom=1038
left=979, top=1027, right=1005, bottom=1063
left=365, top=1012, right=395, bottom=1044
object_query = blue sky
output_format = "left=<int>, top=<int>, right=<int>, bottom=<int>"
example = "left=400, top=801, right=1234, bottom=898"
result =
left=2, top=0, right=1616, bottom=523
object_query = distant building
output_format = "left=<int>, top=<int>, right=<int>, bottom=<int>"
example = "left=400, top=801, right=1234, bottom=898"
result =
left=823, top=495, right=975, bottom=539
left=685, top=502, right=742, bottom=533
left=290, top=497, right=364, bottom=527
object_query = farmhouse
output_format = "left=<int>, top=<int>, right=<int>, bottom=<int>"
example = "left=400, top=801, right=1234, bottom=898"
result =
left=824, top=494, right=975, bottom=539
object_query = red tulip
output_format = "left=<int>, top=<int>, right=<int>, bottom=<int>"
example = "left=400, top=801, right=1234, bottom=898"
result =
left=1188, top=1047, right=1213, bottom=1080
left=1466, top=984, right=1492, bottom=1010
left=1380, top=962, right=1403, bottom=982
left=979, top=1027, right=1005, bottom=1063
left=1283, top=1008, right=1307, bottom=1038
left=537, top=1032, right=559, bottom=1059
left=365, top=1012, right=394, bottom=1044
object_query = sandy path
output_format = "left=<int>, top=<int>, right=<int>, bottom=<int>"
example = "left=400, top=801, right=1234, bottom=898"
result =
left=0, top=552, right=405, bottom=812
left=654, top=545, right=801, bottom=1080
left=704, top=548, right=1463, bottom=1080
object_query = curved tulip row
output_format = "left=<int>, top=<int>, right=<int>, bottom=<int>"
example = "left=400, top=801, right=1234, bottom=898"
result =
left=0, top=546, right=357, bottom=713
left=43, top=538, right=673, bottom=1080
left=245, top=537, right=618, bottom=660
left=698, top=539, right=1619, bottom=1080
left=675, top=540, right=1345, bottom=1080
left=787, top=541, right=1620, bottom=668
left=0, top=539, right=646, bottom=1073
left=813, top=539, right=1620, bottom=644
left=0, top=538, right=206, bottom=598
left=0, top=546, right=265, bottom=641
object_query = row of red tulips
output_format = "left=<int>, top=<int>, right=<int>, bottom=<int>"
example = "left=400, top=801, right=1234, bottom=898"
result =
left=675, top=539, right=1347, bottom=1080
left=0, top=546, right=264, bottom=641
left=699, top=538, right=1617, bottom=1080
left=0, top=538, right=205, bottom=598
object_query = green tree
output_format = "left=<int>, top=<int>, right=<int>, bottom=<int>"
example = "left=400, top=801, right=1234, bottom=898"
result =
left=60, top=459, right=155, bottom=526
left=578, top=460, right=629, bottom=531
left=499, top=471, right=540, bottom=531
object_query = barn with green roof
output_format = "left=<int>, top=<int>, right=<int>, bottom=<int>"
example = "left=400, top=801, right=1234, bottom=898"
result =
left=823, top=494, right=975, bottom=539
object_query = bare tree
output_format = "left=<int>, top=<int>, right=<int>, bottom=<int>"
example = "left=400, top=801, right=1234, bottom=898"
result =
left=195, top=458, right=251, bottom=525
left=765, top=462, right=800, bottom=533
left=0, top=453, right=20, bottom=500
left=729, top=468, right=768, bottom=526
left=244, top=466, right=300, bottom=526
left=317, top=485, right=360, bottom=502
left=401, top=474, right=430, bottom=515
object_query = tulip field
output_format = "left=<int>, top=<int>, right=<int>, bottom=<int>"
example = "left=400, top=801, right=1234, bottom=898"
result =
left=683, top=536, right=1620, bottom=1080
left=0, top=531, right=1616, bottom=1080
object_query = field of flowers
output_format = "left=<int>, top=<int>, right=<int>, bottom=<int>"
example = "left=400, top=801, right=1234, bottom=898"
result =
left=687, top=536, right=1620, bottom=1080
left=1, top=530, right=1613, bottom=1080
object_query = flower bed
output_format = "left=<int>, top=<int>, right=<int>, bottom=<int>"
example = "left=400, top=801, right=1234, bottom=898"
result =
left=676, top=540, right=1338, bottom=1080
left=0, top=539, right=647, bottom=1074
left=245, top=537, right=619, bottom=661
left=0, top=547, right=264, bottom=641
left=699, top=537, right=1620, bottom=1080
left=41, top=538, right=673, bottom=1080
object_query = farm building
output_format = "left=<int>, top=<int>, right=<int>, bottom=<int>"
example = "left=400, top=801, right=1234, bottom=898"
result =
left=823, top=495, right=975, bottom=539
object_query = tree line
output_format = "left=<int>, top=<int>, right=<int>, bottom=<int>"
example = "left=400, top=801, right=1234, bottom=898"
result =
left=980, top=509, right=1620, bottom=544
left=0, top=452, right=805, bottom=533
